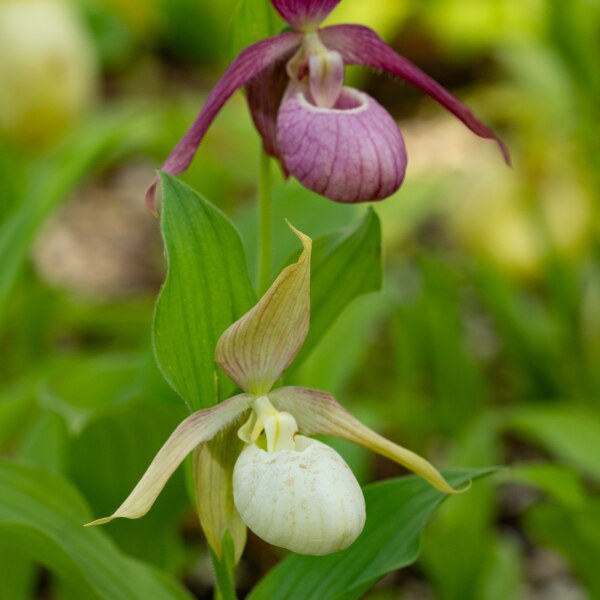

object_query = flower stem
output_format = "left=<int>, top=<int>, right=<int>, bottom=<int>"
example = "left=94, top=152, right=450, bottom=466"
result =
left=210, top=541, right=238, bottom=600
left=257, top=152, right=273, bottom=293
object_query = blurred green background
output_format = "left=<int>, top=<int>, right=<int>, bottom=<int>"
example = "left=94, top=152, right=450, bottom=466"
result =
left=1, top=0, right=599, bottom=598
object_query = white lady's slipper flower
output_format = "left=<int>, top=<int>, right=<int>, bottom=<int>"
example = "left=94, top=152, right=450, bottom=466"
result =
left=88, top=223, right=463, bottom=559
left=233, top=396, right=365, bottom=555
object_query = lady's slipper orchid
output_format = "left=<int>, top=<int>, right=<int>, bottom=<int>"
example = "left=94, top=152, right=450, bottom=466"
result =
left=88, top=224, right=462, bottom=558
left=147, top=0, right=509, bottom=207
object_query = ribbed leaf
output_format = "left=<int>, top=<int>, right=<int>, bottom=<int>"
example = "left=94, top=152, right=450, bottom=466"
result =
left=153, top=173, right=256, bottom=410
left=288, top=209, right=382, bottom=375
left=249, top=468, right=498, bottom=600
left=0, top=462, right=192, bottom=600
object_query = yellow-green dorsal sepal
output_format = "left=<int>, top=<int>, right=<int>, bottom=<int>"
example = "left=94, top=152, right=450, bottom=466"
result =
left=215, top=224, right=312, bottom=395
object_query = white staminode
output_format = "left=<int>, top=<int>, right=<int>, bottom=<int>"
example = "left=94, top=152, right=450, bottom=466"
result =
left=232, top=397, right=366, bottom=555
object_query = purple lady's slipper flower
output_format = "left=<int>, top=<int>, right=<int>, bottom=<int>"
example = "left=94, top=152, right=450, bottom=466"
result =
left=148, top=0, right=509, bottom=206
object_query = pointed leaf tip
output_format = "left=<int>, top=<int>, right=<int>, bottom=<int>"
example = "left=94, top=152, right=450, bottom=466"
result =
left=216, top=224, right=312, bottom=395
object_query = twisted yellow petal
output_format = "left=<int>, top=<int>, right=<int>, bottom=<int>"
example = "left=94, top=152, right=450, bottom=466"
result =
left=270, top=387, right=463, bottom=494
left=86, top=394, right=253, bottom=526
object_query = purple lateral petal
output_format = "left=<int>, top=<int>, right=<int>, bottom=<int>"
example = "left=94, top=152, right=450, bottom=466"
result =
left=271, top=0, right=341, bottom=30
left=277, top=86, right=406, bottom=203
left=146, top=32, right=301, bottom=208
left=245, top=47, right=296, bottom=165
left=320, top=24, right=510, bottom=164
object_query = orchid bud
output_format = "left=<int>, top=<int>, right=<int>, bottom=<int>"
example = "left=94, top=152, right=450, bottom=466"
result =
left=233, top=425, right=365, bottom=555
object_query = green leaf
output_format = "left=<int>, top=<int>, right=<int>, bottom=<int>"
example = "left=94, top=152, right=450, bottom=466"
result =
left=210, top=532, right=238, bottom=600
left=525, top=499, right=600, bottom=599
left=69, top=400, right=189, bottom=568
left=248, top=468, right=497, bottom=600
left=420, top=416, right=501, bottom=600
left=39, top=353, right=144, bottom=435
left=287, top=209, right=382, bottom=376
left=0, top=461, right=193, bottom=600
left=506, top=406, right=600, bottom=481
left=153, top=173, right=256, bottom=410
left=501, top=463, right=587, bottom=509
left=294, top=293, right=388, bottom=394
left=0, top=380, right=35, bottom=449
left=0, top=540, right=35, bottom=600
left=477, top=535, right=523, bottom=600
left=229, top=0, right=283, bottom=59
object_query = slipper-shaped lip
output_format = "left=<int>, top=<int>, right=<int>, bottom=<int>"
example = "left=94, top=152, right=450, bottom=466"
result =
left=277, top=86, right=407, bottom=203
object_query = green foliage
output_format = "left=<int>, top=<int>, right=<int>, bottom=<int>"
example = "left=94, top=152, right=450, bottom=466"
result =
left=229, top=0, right=284, bottom=58
left=249, top=469, right=497, bottom=600
left=0, top=107, right=159, bottom=331
left=290, top=209, right=383, bottom=375
left=526, top=499, right=600, bottom=598
left=1, top=0, right=600, bottom=597
left=153, top=173, right=256, bottom=410
left=0, top=462, right=193, bottom=600
left=507, top=406, right=600, bottom=481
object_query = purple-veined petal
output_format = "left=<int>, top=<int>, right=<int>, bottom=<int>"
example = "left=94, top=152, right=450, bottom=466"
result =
left=85, top=394, right=253, bottom=526
left=145, top=32, right=301, bottom=209
left=277, top=86, right=407, bottom=203
left=271, top=0, right=341, bottom=31
left=320, top=24, right=510, bottom=164
left=269, top=387, right=463, bottom=494
left=215, top=225, right=311, bottom=395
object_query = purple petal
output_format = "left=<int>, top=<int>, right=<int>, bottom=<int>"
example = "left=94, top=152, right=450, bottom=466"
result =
left=146, top=32, right=301, bottom=209
left=320, top=24, right=510, bottom=164
left=277, top=86, right=406, bottom=203
left=271, top=0, right=341, bottom=30
left=245, top=48, right=296, bottom=165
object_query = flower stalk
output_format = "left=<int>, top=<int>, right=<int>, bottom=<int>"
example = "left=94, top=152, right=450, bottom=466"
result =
left=257, top=152, right=274, bottom=293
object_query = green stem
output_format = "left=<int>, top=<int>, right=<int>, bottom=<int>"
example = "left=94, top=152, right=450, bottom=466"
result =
left=257, top=152, right=273, bottom=293
left=210, top=542, right=238, bottom=600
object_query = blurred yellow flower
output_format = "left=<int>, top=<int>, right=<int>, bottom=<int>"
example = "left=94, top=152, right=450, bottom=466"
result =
left=0, top=0, right=97, bottom=147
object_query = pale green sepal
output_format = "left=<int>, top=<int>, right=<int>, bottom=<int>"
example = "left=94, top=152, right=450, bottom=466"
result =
left=269, top=387, right=463, bottom=494
left=86, top=394, right=253, bottom=526
left=215, top=225, right=312, bottom=395
left=194, top=429, right=247, bottom=562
